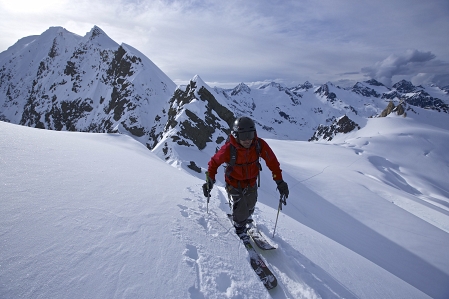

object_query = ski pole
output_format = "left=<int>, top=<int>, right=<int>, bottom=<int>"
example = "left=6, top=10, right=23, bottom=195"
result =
left=272, top=194, right=286, bottom=238
left=205, top=172, right=210, bottom=214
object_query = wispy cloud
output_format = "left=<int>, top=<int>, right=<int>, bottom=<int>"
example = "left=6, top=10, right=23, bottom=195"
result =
left=362, top=50, right=449, bottom=87
left=1, top=0, right=448, bottom=88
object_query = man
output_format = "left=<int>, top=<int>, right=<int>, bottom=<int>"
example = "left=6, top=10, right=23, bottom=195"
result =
left=203, top=116, right=289, bottom=238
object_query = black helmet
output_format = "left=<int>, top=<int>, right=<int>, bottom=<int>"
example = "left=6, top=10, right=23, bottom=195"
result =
left=232, top=117, right=256, bottom=140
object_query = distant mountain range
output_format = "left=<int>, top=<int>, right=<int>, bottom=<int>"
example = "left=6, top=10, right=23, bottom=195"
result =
left=1, top=26, right=448, bottom=170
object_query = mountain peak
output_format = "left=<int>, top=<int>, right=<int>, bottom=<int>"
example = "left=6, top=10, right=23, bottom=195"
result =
left=301, top=81, right=313, bottom=89
left=81, top=25, right=117, bottom=48
left=36, top=26, right=77, bottom=47
left=351, top=82, right=381, bottom=98
left=191, top=74, right=207, bottom=87
left=231, top=83, right=251, bottom=95
left=259, top=82, right=286, bottom=91
left=392, top=80, right=416, bottom=93
left=90, top=25, right=106, bottom=38
left=42, top=26, right=69, bottom=36
left=365, top=79, right=385, bottom=87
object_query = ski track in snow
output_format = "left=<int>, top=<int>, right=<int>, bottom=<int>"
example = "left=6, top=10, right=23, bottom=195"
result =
left=176, top=185, right=323, bottom=299
left=172, top=186, right=278, bottom=299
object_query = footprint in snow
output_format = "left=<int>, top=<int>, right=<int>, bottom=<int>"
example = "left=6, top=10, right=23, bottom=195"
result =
left=178, top=204, right=189, bottom=218
left=215, top=272, right=232, bottom=293
left=184, top=244, right=206, bottom=298
left=184, top=244, right=199, bottom=261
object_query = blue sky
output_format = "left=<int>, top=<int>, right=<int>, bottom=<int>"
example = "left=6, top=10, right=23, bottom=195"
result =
left=1, top=0, right=448, bottom=88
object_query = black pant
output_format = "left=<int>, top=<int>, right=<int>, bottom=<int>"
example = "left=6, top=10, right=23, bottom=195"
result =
left=227, top=184, right=257, bottom=227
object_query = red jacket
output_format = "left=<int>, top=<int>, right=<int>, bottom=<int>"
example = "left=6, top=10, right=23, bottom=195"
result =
left=207, top=135, right=283, bottom=188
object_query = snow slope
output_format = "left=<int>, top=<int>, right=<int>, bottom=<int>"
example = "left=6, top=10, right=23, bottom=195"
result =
left=1, top=118, right=448, bottom=299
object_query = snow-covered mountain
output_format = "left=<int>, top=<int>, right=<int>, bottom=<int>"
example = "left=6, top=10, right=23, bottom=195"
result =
left=164, top=77, right=448, bottom=174
left=0, top=26, right=176, bottom=149
left=1, top=26, right=448, bottom=174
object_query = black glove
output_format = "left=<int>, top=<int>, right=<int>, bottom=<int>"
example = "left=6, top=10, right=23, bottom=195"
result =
left=202, top=177, right=214, bottom=197
left=276, top=180, right=289, bottom=200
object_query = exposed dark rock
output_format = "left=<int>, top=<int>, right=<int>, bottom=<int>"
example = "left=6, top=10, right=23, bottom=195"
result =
left=396, top=103, right=405, bottom=116
left=178, top=109, right=214, bottom=150
left=216, top=136, right=225, bottom=144
left=315, top=84, right=337, bottom=103
left=0, top=113, right=9, bottom=122
left=106, top=46, right=140, bottom=80
left=187, top=161, right=202, bottom=173
left=48, top=38, right=59, bottom=58
left=392, top=80, right=416, bottom=93
left=198, top=86, right=234, bottom=129
left=122, top=122, right=145, bottom=137
left=405, top=91, right=448, bottom=113
left=352, top=82, right=381, bottom=98
left=381, top=101, right=396, bottom=117
left=85, top=119, right=115, bottom=133
left=365, top=79, right=385, bottom=87
left=300, top=81, right=313, bottom=90
left=284, top=89, right=301, bottom=106
left=309, top=115, right=360, bottom=141
left=382, top=91, right=401, bottom=100
left=161, top=80, right=235, bottom=151
left=64, top=61, right=77, bottom=77
left=259, top=82, right=285, bottom=91
left=231, top=83, right=251, bottom=96
left=380, top=101, right=407, bottom=117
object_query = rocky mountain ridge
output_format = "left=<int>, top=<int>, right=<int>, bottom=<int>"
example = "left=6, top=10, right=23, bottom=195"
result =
left=0, top=26, right=176, bottom=149
left=1, top=26, right=448, bottom=172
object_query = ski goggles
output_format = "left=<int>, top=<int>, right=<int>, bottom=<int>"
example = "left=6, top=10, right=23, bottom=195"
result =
left=238, top=131, right=255, bottom=141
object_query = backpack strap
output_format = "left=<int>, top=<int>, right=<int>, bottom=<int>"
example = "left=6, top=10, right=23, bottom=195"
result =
left=255, top=138, right=262, bottom=187
left=225, top=143, right=237, bottom=179
left=225, top=137, right=263, bottom=188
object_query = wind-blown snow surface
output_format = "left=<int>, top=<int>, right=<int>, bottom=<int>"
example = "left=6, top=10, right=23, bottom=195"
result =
left=1, top=118, right=448, bottom=299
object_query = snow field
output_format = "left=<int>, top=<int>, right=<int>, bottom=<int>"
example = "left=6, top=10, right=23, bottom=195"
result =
left=1, top=119, right=449, bottom=298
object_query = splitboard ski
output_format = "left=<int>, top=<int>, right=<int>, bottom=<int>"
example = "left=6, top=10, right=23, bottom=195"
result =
left=227, top=214, right=276, bottom=250
left=227, top=214, right=277, bottom=289
left=241, top=235, right=277, bottom=290
left=247, top=226, right=277, bottom=250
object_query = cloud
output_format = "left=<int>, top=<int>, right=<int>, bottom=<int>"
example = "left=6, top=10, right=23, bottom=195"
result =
left=361, top=50, right=449, bottom=87
left=1, top=0, right=449, bottom=88
left=432, top=74, right=449, bottom=88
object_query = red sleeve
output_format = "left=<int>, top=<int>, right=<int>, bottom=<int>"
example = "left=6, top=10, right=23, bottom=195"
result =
left=207, top=143, right=230, bottom=181
left=259, top=138, right=283, bottom=181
